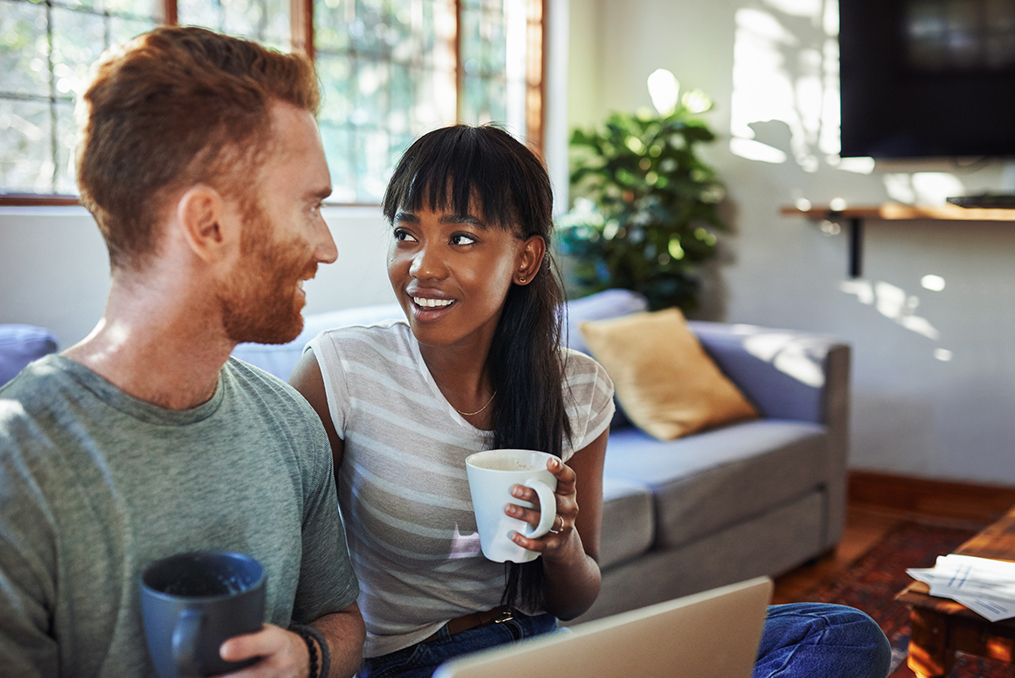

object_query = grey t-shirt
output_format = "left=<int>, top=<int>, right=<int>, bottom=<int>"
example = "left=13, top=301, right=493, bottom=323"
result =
left=0, top=355, right=359, bottom=677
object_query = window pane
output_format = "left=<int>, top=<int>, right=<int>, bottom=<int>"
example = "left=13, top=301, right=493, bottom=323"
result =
left=315, top=0, right=457, bottom=202
left=178, top=0, right=291, bottom=49
left=355, top=127, right=390, bottom=199
left=460, top=4, right=505, bottom=78
left=318, top=54, right=354, bottom=124
left=54, top=99, right=76, bottom=194
left=110, top=15, right=157, bottom=46
left=461, top=72, right=506, bottom=125
left=51, top=7, right=108, bottom=98
left=0, top=1, right=51, bottom=99
left=1, top=0, right=156, bottom=195
left=315, top=0, right=352, bottom=52
left=0, top=98, right=54, bottom=192
left=320, top=122, right=355, bottom=202
left=102, top=0, right=157, bottom=15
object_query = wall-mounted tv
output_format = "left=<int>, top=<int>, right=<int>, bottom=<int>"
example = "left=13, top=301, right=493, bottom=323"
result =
left=839, top=0, right=1015, bottom=160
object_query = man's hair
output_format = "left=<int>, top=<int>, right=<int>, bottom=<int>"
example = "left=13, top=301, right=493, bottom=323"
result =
left=76, top=26, right=320, bottom=270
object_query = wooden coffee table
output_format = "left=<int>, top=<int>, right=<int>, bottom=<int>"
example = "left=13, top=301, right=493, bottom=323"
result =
left=896, top=506, right=1015, bottom=677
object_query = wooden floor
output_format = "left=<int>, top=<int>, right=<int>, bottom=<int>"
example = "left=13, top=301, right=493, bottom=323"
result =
left=771, top=472, right=1015, bottom=605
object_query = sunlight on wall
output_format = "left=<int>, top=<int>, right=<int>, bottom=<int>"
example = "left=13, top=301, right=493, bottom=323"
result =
left=883, top=172, right=966, bottom=206
left=731, top=0, right=858, bottom=172
left=729, top=0, right=870, bottom=176
left=840, top=278, right=953, bottom=360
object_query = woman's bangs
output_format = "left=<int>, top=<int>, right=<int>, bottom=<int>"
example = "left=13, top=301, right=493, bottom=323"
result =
left=387, top=127, right=519, bottom=230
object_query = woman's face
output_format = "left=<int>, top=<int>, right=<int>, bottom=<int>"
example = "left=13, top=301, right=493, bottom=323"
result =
left=387, top=198, right=542, bottom=354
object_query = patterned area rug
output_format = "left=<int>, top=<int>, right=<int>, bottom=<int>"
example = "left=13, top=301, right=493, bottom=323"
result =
left=804, top=520, right=1015, bottom=677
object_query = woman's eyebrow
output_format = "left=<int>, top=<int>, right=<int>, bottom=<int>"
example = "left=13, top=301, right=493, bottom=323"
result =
left=394, top=211, right=419, bottom=223
left=439, top=214, right=487, bottom=228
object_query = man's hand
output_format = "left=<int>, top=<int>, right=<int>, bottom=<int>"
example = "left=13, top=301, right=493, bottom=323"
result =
left=219, top=624, right=309, bottom=678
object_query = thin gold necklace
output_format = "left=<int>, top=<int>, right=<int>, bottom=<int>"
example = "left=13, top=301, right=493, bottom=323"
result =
left=454, top=391, right=496, bottom=417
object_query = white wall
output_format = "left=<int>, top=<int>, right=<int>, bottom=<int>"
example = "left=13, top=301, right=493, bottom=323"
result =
left=569, top=0, right=1015, bottom=484
left=0, top=206, right=395, bottom=348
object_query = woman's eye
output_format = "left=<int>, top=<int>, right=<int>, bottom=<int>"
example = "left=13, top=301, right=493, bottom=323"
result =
left=450, top=233, right=477, bottom=246
left=393, top=228, right=418, bottom=243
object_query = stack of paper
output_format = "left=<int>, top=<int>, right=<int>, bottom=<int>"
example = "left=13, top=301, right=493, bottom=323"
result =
left=907, top=554, right=1015, bottom=622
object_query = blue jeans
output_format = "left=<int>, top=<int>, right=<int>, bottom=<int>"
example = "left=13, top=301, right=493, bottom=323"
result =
left=754, top=603, right=892, bottom=678
left=358, top=603, right=891, bottom=678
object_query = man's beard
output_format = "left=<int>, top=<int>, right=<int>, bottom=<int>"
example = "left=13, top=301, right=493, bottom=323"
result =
left=219, top=209, right=316, bottom=345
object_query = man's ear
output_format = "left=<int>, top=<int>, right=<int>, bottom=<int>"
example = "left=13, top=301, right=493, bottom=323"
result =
left=514, top=234, right=546, bottom=285
left=175, top=185, right=239, bottom=264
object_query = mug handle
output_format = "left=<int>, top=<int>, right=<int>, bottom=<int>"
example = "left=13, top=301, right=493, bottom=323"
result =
left=522, top=478, right=557, bottom=539
left=171, top=608, right=203, bottom=678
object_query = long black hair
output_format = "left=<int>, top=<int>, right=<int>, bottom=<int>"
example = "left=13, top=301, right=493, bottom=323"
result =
left=382, top=124, right=572, bottom=611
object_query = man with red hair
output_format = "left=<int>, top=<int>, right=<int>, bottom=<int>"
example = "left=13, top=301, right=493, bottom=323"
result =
left=0, top=27, right=364, bottom=678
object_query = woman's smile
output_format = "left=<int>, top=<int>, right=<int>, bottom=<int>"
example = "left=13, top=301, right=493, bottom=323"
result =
left=407, top=288, right=459, bottom=322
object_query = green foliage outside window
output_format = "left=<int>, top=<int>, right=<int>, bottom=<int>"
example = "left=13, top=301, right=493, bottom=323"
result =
left=1, top=0, right=532, bottom=202
left=557, top=95, right=727, bottom=312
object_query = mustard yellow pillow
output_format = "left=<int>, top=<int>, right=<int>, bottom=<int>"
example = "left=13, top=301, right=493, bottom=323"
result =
left=580, top=308, right=758, bottom=441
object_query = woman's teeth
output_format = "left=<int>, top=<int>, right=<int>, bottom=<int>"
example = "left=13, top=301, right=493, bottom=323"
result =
left=414, top=297, right=453, bottom=308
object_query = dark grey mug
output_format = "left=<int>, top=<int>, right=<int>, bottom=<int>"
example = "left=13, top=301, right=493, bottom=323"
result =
left=141, top=551, right=266, bottom=678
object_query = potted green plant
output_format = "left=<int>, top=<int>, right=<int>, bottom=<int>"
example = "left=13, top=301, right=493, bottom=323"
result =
left=557, top=70, right=726, bottom=312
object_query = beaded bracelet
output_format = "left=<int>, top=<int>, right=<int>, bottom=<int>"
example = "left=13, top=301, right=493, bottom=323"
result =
left=289, top=623, right=331, bottom=678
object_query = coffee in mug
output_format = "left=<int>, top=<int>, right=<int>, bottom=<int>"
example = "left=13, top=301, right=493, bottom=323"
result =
left=466, top=449, right=558, bottom=563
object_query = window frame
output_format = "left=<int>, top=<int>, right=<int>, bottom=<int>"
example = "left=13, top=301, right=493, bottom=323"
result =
left=2, top=0, right=546, bottom=207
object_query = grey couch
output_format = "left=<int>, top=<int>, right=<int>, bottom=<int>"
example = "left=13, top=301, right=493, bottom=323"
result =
left=233, top=288, right=850, bottom=623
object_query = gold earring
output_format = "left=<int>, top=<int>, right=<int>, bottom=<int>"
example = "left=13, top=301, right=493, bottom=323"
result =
left=518, top=276, right=526, bottom=284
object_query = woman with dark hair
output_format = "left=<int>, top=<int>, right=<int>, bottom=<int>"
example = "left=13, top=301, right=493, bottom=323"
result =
left=290, top=124, right=893, bottom=678
left=290, top=124, right=613, bottom=677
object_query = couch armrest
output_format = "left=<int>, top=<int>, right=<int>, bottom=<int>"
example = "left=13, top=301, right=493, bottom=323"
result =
left=688, top=320, right=851, bottom=549
left=686, top=321, right=850, bottom=428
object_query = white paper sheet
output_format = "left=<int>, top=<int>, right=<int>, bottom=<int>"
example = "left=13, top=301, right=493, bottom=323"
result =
left=907, top=554, right=1015, bottom=622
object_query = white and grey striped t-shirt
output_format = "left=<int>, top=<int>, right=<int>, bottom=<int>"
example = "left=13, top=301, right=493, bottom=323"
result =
left=308, top=320, right=615, bottom=658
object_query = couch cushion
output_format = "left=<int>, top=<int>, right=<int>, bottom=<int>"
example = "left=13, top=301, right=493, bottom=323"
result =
left=598, top=476, right=655, bottom=569
left=571, top=489, right=826, bottom=623
left=580, top=308, right=758, bottom=440
left=0, top=325, right=59, bottom=386
left=603, top=419, right=828, bottom=549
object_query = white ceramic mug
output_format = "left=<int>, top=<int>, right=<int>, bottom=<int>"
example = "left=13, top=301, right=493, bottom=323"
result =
left=465, top=449, right=558, bottom=563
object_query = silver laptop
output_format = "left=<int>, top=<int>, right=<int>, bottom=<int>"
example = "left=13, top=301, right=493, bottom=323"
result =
left=433, top=576, right=772, bottom=678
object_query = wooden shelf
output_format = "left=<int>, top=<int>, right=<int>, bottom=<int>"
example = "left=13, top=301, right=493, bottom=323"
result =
left=781, top=203, right=1015, bottom=222
left=780, top=203, right=1015, bottom=277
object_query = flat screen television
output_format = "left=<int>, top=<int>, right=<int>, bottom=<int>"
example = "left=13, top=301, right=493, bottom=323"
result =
left=839, top=0, right=1015, bottom=160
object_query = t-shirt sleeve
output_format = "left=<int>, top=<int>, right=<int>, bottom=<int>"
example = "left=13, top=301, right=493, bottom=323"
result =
left=290, top=405, right=359, bottom=623
left=0, top=415, right=59, bottom=678
left=561, top=349, right=615, bottom=461
left=306, top=332, right=351, bottom=440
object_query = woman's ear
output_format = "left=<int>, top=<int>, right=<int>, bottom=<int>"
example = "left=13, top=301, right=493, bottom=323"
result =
left=514, top=235, right=546, bottom=285
left=175, top=185, right=240, bottom=264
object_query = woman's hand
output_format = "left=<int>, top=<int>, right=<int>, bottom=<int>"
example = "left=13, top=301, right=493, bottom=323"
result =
left=505, top=456, right=583, bottom=563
